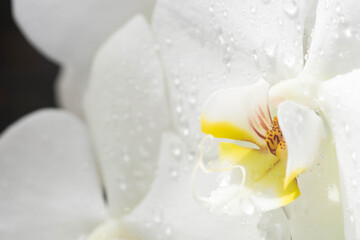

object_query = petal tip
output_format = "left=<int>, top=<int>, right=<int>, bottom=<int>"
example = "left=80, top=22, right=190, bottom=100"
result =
left=284, top=168, right=305, bottom=190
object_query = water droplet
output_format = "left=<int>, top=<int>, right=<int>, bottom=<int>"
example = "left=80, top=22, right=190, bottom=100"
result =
left=241, top=199, right=255, bottom=215
left=218, top=34, right=225, bottom=45
left=324, top=0, right=330, bottom=9
left=153, top=212, right=163, bottom=224
left=252, top=51, right=259, bottom=63
left=344, top=28, right=352, bottom=38
left=172, top=146, right=182, bottom=158
left=345, top=124, right=350, bottom=133
left=350, top=214, right=354, bottom=223
left=328, top=184, right=340, bottom=202
left=170, top=169, right=179, bottom=179
left=165, top=38, right=172, bottom=46
left=176, top=105, right=182, bottom=114
left=258, top=211, right=291, bottom=240
left=165, top=227, right=172, bottom=235
left=334, top=2, right=341, bottom=13
left=281, top=51, right=297, bottom=69
left=202, top=135, right=214, bottom=153
left=262, top=40, right=277, bottom=58
left=209, top=5, right=214, bottom=13
left=181, top=127, right=189, bottom=136
left=250, top=6, right=257, bottom=14
left=187, top=92, right=197, bottom=106
left=188, top=152, right=195, bottom=162
left=219, top=173, right=231, bottom=187
left=282, top=0, right=299, bottom=18
left=222, top=8, right=228, bottom=18
left=173, top=78, right=180, bottom=86
left=352, top=179, right=357, bottom=187
left=123, top=154, right=130, bottom=162
left=119, top=182, right=127, bottom=191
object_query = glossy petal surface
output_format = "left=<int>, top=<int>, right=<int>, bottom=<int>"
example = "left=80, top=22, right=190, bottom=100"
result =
left=277, top=100, right=324, bottom=188
left=13, top=0, right=155, bottom=66
left=285, top=138, right=344, bottom=240
left=56, top=66, right=89, bottom=118
left=0, top=110, right=106, bottom=240
left=304, top=0, right=360, bottom=80
left=153, top=0, right=316, bottom=148
left=123, top=132, right=263, bottom=240
left=201, top=80, right=271, bottom=147
left=84, top=15, right=169, bottom=217
left=207, top=142, right=300, bottom=213
left=319, top=70, right=360, bottom=240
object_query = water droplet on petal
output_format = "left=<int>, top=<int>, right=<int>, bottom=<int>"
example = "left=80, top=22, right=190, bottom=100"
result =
left=334, top=2, right=341, bottom=13
left=119, top=182, right=127, bottom=191
left=165, top=227, right=172, bottom=235
left=262, top=40, right=277, bottom=59
left=170, top=169, right=179, bottom=179
left=250, top=6, right=257, bottom=14
left=350, top=214, right=354, bottom=223
left=172, top=146, right=182, bottom=158
left=327, top=184, right=340, bottom=202
left=153, top=211, right=163, bottom=224
left=209, top=5, right=214, bottom=13
left=282, top=0, right=299, bottom=18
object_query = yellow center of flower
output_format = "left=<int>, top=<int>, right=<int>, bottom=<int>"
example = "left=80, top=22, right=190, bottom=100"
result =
left=265, top=116, right=287, bottom=159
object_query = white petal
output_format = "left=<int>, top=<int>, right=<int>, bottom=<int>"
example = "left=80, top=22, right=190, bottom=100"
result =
left=152, top=0, right=316, bottom=148
left=55, top=66, right=89, bottom=118
left=277, top=100, right=324, bottom=188
left=0, top=110, right=106, bottom=240
left=123, top=132, right=263, bottom=240
left=304, top=0, right=360, bottom=80
left=84, top=15, right=169, bottom=217
left=201, top=79, right=271, bottom=147
left=318, top=69, right=360, bottom=239
left=13, top=0, right=156, bottom=66
left=269, top=74, right=321, bottom=109
left=284, top=137, right=344, bottom=239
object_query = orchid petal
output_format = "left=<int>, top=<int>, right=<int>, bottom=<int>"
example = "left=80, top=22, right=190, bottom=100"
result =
left=318, top=69, right=360, bottom=239
left=123, top=132, right=263, bottom=240
left=219, top=143, right=278, bottom=186
left=215, top=142, right=300, bottom=212
left=13, top=0, right=156, bottom=67
left=152, top=0, right=316, bottom=147
left=304, top=0, right=360, bottom=80
left=277, top=100, right=324, bottom=188
left=0, top=110, right=106, bottom=240
left=84, top=15, right=169, bottom=217
left=55, top=66, right=88, bottom=118
left=284, top=138, right=344, bottom=239
left=201, top=79, right=271, bottom=148
left=269, top=74, right=321, bottom=109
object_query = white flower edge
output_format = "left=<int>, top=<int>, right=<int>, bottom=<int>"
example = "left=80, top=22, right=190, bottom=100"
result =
left=84, top=15, right=170, bottom=217
left=0, top=109, right=106, bottom=240
left=319, top=69, right=360, bottom=240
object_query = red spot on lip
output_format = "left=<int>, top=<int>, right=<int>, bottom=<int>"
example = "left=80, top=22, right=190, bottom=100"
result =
left=249, top=119, right=266, bottom=139
left=249, top=104, right=273, bottom=141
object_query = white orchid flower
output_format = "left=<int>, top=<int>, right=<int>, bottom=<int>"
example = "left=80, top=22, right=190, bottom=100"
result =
left=2, top=0, right=360, bottom=240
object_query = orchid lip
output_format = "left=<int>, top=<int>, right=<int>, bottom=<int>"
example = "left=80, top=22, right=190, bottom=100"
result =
left=249, top=105, right=273, bottom=141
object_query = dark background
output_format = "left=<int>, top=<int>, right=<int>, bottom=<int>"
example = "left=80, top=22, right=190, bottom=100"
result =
left=0, top=1, right=59, bottom=133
